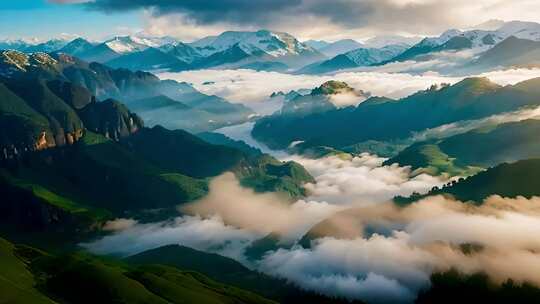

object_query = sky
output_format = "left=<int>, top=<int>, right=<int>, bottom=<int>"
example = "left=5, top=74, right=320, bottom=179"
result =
left=2, top=0, right=540, bottom=42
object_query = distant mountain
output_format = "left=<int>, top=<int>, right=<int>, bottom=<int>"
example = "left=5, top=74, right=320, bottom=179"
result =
left=473, top=36, right=540, bottom=70
left=0, top=38, right=38, bottom=51
left=103, top=36, right=150, bottom=54
left=1, top=31, right=324, bottom=72
left=316, top=39, right=364, bottom=57
left=189, top=30, right=325, bottom=69
left=130, top=93, right=255, bottom=133
left=0, top=50, right=254, bottom=133
left=363, top=35, right=420, bottom=48
left=58, top=38, right=95, bottom=57
left=278, top=80, right=370, bottom=117
left=56, top=35, right=175, bottom=65
left=387, top=29, right=498, bottom=63
left=303, top=39, right=330, bottom=50
left=385, top=21, right=540, bottom=65
left=159, top=41, right=202, bottom=63
left=73, top=43, right=120, bottom=63
left=299, top=44, right=409, bottom=74
left=23, top=38, right=69, bottom=53
left=252, top=77, right=540, bottom=150
left=105, top=47, right=190, bottom=71
left=190, top=30, right=316, bottom=57
left=496, top=20, right=540, bottom=41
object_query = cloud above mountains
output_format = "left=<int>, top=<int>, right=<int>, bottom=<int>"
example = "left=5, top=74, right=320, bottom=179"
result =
left=53, top=0, right=540, bottom=40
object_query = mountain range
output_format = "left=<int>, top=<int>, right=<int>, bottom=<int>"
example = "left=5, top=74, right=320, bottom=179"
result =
left=0, top=50, right=314, bottom=248
left=1, top=30, right=325, bottom=72
left=3, top=21, right=540, bottom=74
left=252, top=77, right=540, bottom=150
left=0, top=50, right=255, bottom=133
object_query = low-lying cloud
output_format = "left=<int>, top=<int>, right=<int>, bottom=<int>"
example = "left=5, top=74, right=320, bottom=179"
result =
left=82, top=215, right=258, bottom=261
left=259, top=195, right=540, bottom=303
left=159, top=68, right=540, bottom=115
left=410, top=105, right=540, bottom=142
left=83, top=156, right=540, bottom=303
left=181, top=172, right=342, bottom=241
left=289, top=154, right=450, bottom=205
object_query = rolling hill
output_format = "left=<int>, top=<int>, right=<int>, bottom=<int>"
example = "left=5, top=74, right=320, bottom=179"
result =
left=385, top=119, right=540, bottom=176
left=0, top=237, right=275, bottom=304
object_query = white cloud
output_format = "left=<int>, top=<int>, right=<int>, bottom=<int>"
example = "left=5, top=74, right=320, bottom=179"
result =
left=410, top=105, right=540, bottom=142
left=102, top=218, right=138, bottom=231
left=288, top=154, right=450, bottom=205
left=83, top=158, right=540, bottom=303
left=82, top=215, right=258, bottom=261
left=181, top=172, right=342, bottom=241
left=258, top=195, right=540, bottom=303
left=159, top=68, right=540, bottom=115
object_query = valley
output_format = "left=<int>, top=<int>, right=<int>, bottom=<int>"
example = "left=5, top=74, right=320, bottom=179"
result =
left=3, top=7, right=540, bottom=304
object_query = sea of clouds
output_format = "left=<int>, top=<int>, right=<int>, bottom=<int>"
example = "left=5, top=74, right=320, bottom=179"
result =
left=84, top=160, right=540, bottom=303
left=159, top=67, right=540, bottom=115
left=82, top=67, right=540, bottom=303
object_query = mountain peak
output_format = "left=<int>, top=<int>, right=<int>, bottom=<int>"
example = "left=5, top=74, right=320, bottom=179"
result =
left=104, top=36, right=149, bottom=54
left=189, top=29, right=315, bottom=58
left=0, top=50, right=58, bottom=74
left=449, top=77, right=501, bottom=94
left=311, top=80, right=356, bottom=95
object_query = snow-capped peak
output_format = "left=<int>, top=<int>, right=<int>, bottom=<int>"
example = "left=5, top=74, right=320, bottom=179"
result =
left=189, top=30, right=314, bottom=57
left=104, top=36, right=150, bottom=54
left=496, top=21, right=540, bottom=41
left=425, top=21, right=540, bottom=49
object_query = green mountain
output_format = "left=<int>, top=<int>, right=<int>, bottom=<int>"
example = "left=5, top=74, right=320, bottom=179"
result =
left=277, top=81, right=369, bottom=118
left=395, top=158, right=540, bottom=204
left=0, top=75, right=142, bottom=158
left=386, top=119, right=540, bottom=176
left=125, top=244, right=363, bottom=304
left=473, top=36, right=540, bottom=70
left=0, top=60, right=313, bottom=246
left=0, top=237, right=275, bottom=304
left=197, top=132, right=263, bottom=157
left=0, top=50, right=254, bottom=133
left=252, top=77, right=540, bottom=151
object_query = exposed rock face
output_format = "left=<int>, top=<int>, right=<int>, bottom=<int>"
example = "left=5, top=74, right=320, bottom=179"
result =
left=79, top=99, right=143, bottom=140
left=0, top=54, right=142, bottom=159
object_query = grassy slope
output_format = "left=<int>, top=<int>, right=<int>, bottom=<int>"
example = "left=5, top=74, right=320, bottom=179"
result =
left=125, top=244, right=363, bottom=304
left=384, top=142, right=483, bottom=177
left=0, top=238, right=55, bottom=304
left=0, top=237, right=275, bottom=304
left=386, top=119, right=540, bottom=176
